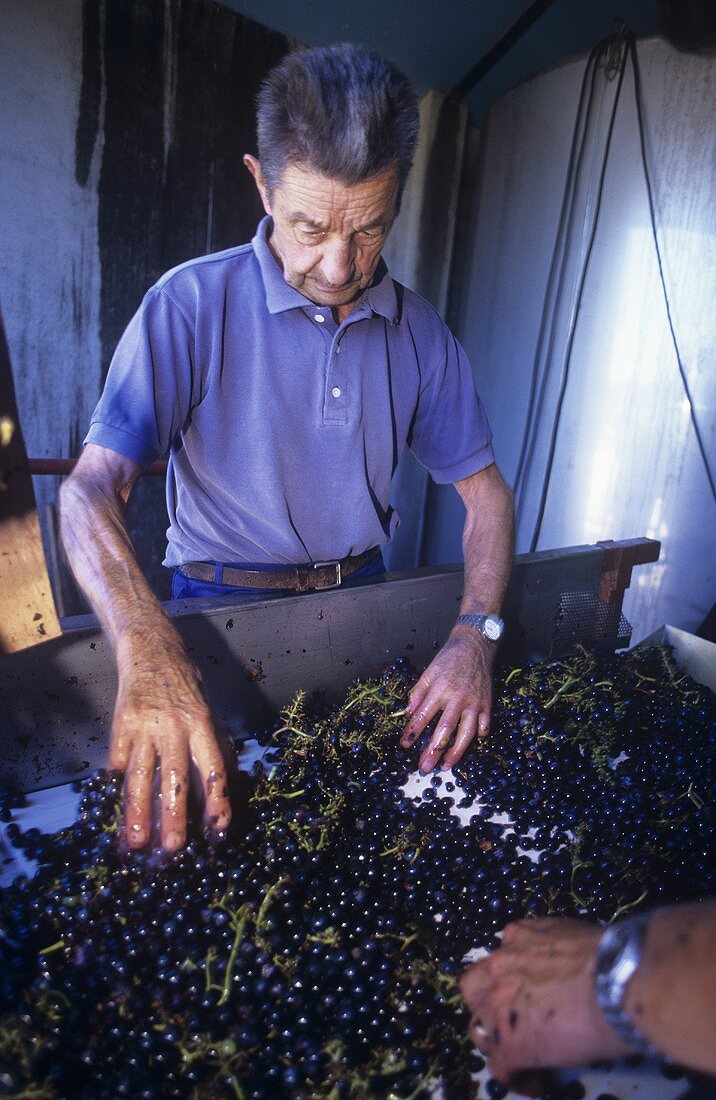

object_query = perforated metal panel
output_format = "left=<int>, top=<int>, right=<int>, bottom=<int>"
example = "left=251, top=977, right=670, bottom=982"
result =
left=551, top=590, right=632, bottom=655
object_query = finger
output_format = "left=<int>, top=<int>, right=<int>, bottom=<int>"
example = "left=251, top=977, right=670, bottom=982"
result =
left=469, top=1013, right=491, bottom=1049
left=190, top=729, right=232, bottom=832
left=418, top=708, right=462, bottom=773
left=124, top=739, right=156, bottom=848
left=401, top=691, right=444, bottom=749
left=109, top=713, right=132, bottom=771
left=406, top=676, right=431, bottom=714
left=483, top=1030, right=524, bottom=1088
left=441, top=708, right=479, bottom=769
left=159, top=743, right=189, bottom=852
left=500, top=918, right=530, bottom=945
left=477, top=707, right=491, bottom=739
left=458, top=960, right=491, bottom=1005
left=400, top=678, right=432, bottom=746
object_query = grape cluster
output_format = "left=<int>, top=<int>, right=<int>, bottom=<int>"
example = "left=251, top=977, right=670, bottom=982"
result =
left=0, top=645, right=713, bottom=1099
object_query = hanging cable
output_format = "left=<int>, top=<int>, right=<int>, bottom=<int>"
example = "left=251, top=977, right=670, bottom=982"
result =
left=523, top=21, right=715, bottom=552
left=528, top=29, right=630, bottom=552
left=627, top=36, right=716, bottom=502
left=514, top=21, right=629, bottom=512
left=512, top=45, right=600, bottom=505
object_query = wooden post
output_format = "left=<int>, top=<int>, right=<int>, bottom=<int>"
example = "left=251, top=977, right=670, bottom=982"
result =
left=0, top=310, right=61, bottom=652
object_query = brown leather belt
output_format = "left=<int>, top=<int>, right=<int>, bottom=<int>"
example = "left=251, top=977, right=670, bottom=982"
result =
left=178, top=548, right=380, bottom=592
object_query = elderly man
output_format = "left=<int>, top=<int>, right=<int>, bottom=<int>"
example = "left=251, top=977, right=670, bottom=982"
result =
left=59, top=43, right=514, bottom=852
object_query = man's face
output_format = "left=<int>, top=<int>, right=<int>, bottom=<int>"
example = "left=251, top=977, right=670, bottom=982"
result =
left=244, top=156, right=399, bottom=319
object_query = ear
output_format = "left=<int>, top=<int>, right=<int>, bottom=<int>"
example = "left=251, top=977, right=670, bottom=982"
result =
left=243, top=154, right=272, bottom=215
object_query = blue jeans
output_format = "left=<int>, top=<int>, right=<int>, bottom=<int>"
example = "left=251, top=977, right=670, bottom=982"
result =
left=171, top=552, right=386, bottom=600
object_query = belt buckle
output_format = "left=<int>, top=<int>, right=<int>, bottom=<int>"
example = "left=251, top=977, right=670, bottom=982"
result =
left=313, top=560, right=342, bottom=589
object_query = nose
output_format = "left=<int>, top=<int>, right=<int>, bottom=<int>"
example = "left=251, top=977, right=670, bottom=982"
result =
left=320, top=238, right=356, bottom=287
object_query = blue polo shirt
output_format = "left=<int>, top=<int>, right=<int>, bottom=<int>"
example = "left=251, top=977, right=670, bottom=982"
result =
left=86, top=217, right=494, bottom=568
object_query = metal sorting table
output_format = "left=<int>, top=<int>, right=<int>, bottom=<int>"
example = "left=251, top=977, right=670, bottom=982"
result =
left=0, top=539, right=660, bottom=792
left=1, top=540, right=711, bottom=1099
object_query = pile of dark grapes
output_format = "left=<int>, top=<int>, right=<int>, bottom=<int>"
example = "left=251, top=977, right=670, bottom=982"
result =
left=0, top=644, right=713, bottom=1099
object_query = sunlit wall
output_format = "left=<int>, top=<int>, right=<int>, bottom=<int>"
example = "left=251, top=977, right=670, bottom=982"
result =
left=452, top=37, right=715, bottom=641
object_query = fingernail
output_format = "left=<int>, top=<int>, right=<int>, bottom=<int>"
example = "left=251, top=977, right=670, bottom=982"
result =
left=129, top=823, right=146, bottom=845
left=165, top=831, right=182, bottom=850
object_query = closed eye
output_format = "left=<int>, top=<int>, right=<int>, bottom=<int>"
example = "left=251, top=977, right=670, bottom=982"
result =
left=357, top=226, right=387, bottom=240
left=295, top=227, right=326, bottom=243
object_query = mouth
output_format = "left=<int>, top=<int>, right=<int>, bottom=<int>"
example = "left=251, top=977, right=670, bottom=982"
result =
left=310, top=277, right=359, bottom=294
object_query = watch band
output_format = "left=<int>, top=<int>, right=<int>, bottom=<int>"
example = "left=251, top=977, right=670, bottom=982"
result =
left=594, top=913, right=660, bottom=1058
left=456, top=613, right=504, bottom=641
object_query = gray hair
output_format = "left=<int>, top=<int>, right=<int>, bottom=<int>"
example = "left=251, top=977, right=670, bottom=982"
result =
left=256, top=43, right=419, bottom=202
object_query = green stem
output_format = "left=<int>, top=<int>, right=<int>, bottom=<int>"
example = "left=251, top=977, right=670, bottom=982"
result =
left=38, top=940, right=65, bottom=957
left=229, top=1073, right=245, bottom=1099
left=217, top=907, right=250, bottom=1007
left=543, top=676, right=578, bottom=709
left=609, top=889, right=649, bottom=924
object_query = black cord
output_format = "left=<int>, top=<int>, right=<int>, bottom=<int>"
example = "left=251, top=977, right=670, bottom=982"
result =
left=628, top=36, right=716, bottom=503
left=525, top=24, right=716, bottom=551
left=515, top=21, right=630, bottom=511
left=529, top=34, right=631, bottom=552
left=513, top=45, right=600, bottom=505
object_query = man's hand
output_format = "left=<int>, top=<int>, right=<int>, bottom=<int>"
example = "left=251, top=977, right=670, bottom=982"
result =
left=400, top=463, right=514, bottom=774
left=112, top=642, right=232, bottom=851
left=459, top=918, right=629, bottom=1082
left=59, top=444, right=232, bottom=852
left=400, top=625, right=495, bottom=773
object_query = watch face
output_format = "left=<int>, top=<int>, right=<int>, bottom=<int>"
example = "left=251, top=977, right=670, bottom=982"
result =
left=484, top=615, right=503, bottom=641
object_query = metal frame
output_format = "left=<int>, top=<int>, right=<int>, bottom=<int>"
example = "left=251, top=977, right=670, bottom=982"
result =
left=0, top=538, right=659, bottom=792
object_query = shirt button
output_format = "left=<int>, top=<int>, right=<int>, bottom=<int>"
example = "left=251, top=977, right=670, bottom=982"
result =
left=332, top=386, right=341, bottom=398
left=314, top=314, right=325, bottom=323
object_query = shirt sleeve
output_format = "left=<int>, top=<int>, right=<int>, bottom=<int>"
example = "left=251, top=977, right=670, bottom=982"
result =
left=84, top=286, right=195, bottom=467
left=407, top=314, right=495, bottom=484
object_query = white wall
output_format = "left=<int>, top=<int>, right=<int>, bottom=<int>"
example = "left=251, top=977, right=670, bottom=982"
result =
left=0, top=1, right=103, bottom=512
left=0, top=0, right=292, bottom=608
left=455, top=38, right=716, bottom=640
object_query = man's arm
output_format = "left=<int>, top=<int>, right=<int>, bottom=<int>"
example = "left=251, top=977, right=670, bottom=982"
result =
left=59, top=443, right=231, bottom=850
left=401, top=462, right=514, bottom=772
left=459, top=903, right=716, bottom=1081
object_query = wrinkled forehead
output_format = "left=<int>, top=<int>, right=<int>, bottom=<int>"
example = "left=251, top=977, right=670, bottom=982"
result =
left=270, top=162, right=400, bottom=227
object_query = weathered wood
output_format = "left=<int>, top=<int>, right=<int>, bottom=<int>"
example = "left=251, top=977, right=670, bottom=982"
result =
left=0, top=312, right=60, bottom=653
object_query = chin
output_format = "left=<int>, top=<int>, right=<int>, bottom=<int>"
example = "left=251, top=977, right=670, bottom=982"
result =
left=309, top=283, right=363, bottom=305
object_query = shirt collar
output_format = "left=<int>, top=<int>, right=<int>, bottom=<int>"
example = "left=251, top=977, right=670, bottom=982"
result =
left=252, top=215, right=399, bottom=324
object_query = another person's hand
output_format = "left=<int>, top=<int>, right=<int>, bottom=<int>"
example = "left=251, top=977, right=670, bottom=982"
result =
left=459, top=918, right=629, bottom=1083
left=111, top=638, right=232, bottom=851
left=400, top=624, right=494, bottom=772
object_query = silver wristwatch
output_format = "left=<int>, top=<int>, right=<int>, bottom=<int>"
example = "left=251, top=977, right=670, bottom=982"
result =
left=594, top=913, right=659, bottom=1057
left=456, top=613, right=504, bottom=642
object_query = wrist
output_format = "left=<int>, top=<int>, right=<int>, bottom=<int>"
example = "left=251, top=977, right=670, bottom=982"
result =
left=594, top=913, right=661, bottom=1059
left=117, top=619, right=193, bottom=676
left=455, top=612, right=504, bottom=644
